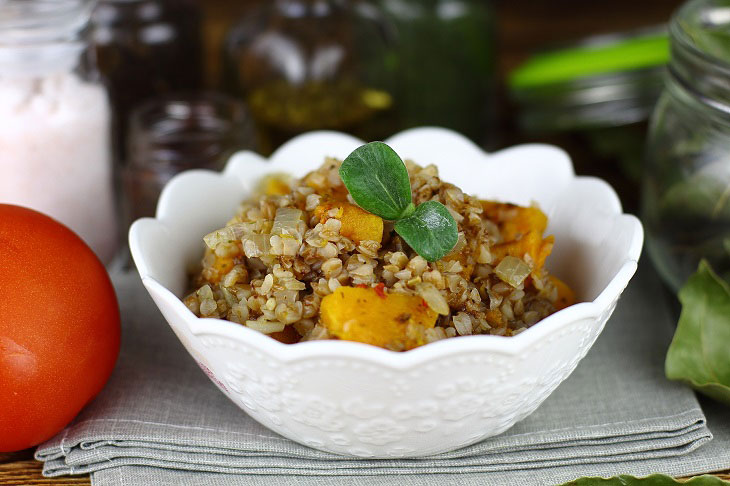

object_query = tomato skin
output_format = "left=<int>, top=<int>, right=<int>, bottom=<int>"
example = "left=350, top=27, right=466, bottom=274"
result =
left=0, top=204, right=120, bottom=452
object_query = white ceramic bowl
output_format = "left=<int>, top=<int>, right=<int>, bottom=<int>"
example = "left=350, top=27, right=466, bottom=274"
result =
left=129, top=128, right=643, bottom=458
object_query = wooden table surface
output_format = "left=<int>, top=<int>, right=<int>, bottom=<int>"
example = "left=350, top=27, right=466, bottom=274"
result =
left=0, top=451, right=89, bottom=485
left=2, top=1, right=728, bottom=484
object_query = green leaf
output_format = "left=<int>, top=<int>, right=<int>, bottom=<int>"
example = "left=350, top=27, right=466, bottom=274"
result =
left=394, top=200, right=458, bottom=262
left=339, top=141, right=413, bottom=221
left=560, top=474, right=730, bottom=485
left=665, top=259, right=730, bottom=405
left=338, top=142, right=459, bottom=262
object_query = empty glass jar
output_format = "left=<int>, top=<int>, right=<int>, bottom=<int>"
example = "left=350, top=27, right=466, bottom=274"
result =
left=642, top=0, right=730, bottom=290
left=123, top=93, right=254, bottom=227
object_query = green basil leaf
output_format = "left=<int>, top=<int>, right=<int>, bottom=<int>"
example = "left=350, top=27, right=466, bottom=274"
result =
left=339, top=142, right=413, bottom=221
left=394, top=200, right=458, bottom=262
left=665, top=259, right=730, bottom=405
left=560, top=474, right=730, bottom=485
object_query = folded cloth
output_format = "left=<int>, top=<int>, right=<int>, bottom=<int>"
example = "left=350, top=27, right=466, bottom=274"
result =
left=90, top=397, right=730, bottom=485
left=89, top=398, right=730, bottom=486
left=36, top=264, right=723, bottom=485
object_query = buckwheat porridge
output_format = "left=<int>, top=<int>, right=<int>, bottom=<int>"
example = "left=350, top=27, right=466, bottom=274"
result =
left=184, top=147, right=575, bottom=351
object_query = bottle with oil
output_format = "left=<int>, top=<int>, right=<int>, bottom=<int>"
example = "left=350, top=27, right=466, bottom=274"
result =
left=223, top=0, right=395, bottom=154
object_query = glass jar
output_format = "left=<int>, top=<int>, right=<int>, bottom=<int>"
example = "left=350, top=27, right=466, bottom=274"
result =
left=123, top=93, right=255, bottom=226
left=223, top=0, right=395, bottom=155
left=91, top=0, right=203, bottom=159
left=0, top=0, right=118, bottom=264
left=509, top=29, right=669, bottom=211
left=643, top=0, right=730, bottom=291
left=377, top=0, right=496, bottom=147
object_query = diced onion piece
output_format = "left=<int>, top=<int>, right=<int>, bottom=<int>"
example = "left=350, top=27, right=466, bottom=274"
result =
left=452, top=312, right=473, bottom=335
left=221, top=287, right=238, bottom=308
left=204, top=223, right=254, bottom=249
left=272, top=208, right=304, bottom=240
left=446, top=231, right=467, bottom=256
left=243, top=234, right=271, bottom=257
left=495, top=256, right=531, bottom=288
left=245, top=319, right=285, bottom=334
left=197, top=284, right=214, bottom=300
left=416, top=282, right=450, bottom=315
left=274, top=289, right=299, bottom=304
left=274, top=207, right=303, bottom=222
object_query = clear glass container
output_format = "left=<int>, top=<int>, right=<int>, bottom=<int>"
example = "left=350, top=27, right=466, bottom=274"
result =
left=223, top=0, right=395, bottom=155
left=0, top=0, right=118, bottom=264
left=123, top=93, right=255, bottom=226
left=91, top=0, right=203, bottom=159
left=642, top=0, right=730, bottom=291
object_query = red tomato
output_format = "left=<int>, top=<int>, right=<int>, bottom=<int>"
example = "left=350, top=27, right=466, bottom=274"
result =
left=0, top=205, right=120, bottom=452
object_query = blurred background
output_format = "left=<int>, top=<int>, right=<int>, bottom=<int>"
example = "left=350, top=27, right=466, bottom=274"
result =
left=7, top=0, right=730, bottom=294
left=100, top=0, right=682, bottom=219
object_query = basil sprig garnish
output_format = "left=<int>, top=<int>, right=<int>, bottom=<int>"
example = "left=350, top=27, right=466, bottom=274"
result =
left=339, top=142, right=458, bottom=262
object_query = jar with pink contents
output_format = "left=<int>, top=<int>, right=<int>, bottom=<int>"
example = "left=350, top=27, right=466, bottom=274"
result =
left=0, top=0, right=118, bottom=264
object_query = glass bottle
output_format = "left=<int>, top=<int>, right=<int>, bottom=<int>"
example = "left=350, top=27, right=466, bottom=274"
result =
left=223, top=0, right=396, bottom=155
left=642, top=0, right=730, bottom=291
left=0, top=0, right=118, bottom=264
left=91, top=0, right=203, bottom=159
left=377, top=0, right=496, bottom=146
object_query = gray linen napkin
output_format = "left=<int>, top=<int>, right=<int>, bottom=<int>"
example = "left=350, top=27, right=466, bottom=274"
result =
left=88, top=399, right=730, bottom=486
left=36, top=264, right=721, bottom=485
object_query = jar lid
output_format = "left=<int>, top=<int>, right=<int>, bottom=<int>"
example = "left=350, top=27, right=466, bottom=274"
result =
left=0, top=0, right=94, bottom=42
left=509, top=28, right=670, bottom=132
left=0, top=0, right=93, bottom=77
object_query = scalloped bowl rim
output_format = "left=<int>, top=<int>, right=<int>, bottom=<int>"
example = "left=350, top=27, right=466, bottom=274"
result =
left=130, top=127, right=643, bottom=370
